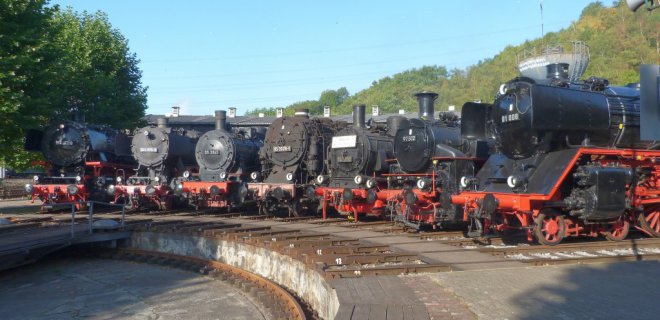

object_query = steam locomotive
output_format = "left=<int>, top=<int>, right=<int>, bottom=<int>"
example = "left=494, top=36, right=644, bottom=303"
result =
left=24, top=119, right=134, bottom=210
left=388, top=92, right=490, bottom=230
left=314, top=104, right=395, bottom=221
left=249, top=109, right=344, bottom=216
left=111, top=117, right=199, bottom=210
left=177, top=110, right=264, bottom=210
left=453, top=63, right=660, bottom=244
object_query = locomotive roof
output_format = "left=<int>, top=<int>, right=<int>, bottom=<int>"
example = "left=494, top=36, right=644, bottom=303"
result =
left=144, top=111, right=458, bottom=128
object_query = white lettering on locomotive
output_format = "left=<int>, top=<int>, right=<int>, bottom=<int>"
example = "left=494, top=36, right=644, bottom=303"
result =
left=273, top=146, right=292, bottom=152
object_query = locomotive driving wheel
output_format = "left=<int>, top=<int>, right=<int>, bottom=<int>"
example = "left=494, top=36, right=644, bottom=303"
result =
left=533, top=209, right=566, bottom=246
left=638, top=209, right=660, bottom=237
left=603, top=216, right=630, bottom=241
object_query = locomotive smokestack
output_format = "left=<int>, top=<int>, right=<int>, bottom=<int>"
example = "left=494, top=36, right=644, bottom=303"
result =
left=547, top=63, right=569, bottom=81
left=294, top=108, right=309, bottom=118
left=157, top=117, right=168, bottom=128
left=415, top=91, right=438, bottom=120
left=215, top=110, right=227, bottom=131
left=353, top=104, right=366, bottom=128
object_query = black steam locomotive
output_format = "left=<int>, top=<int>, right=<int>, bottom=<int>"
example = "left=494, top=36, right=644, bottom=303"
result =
left=178, top=110, right=264, bottom=209
left=24, top=119, right=134, bottom=209
left=113, top=117, right=199, bottom=210
left=314, top=104, right=395, bottom=220
left=249, top=109, right=344, bottom=216
left=454, top=63, right=660, bottom=244
left=390, top=92, right=489, bottom=229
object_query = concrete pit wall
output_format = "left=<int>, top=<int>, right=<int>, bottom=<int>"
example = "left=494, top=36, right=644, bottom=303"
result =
left=126, top=231, right=339, bottom=320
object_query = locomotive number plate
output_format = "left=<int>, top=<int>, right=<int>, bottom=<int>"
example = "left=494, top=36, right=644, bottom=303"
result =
left=331, top=135, right=356, bottom=148
left=204, top=149, right=220, bottom=155
left=273, top=146, right=292, bottom=152
left=402, top=135, right=416, bottom=142
left=55, top=140, right=74, bottom=146
left=140, top=147, right=158, bottom=153
left=501, top=113, right=520, bottom=123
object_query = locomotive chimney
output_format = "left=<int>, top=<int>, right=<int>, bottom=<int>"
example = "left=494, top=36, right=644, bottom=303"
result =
left=157, top=117, right=168, bottom=128
left=353, top=104, right=366, bottom=128
left=215, top=110, right=227, bottom=131
left=294, top=108, right=309, bottom=118
left=415, top=91, right=438, bottom=120
left=546, top=63, right=570, bottom=81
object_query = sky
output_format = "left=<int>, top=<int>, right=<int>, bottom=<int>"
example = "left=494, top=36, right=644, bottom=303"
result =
left=50, top=0, right=599, bottom=116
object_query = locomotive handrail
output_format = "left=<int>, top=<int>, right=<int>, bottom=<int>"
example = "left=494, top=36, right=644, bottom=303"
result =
left=59, top=200, right=127, bottom=238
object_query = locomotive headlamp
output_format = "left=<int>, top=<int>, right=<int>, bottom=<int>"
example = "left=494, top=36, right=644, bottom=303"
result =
left=183, top=170, right=190, bottom=178
left=67, top=184, right=79, bottom=195
left=354, top=175, right=365, bottom=185
left=143, top=130, right=150, bottom=136
left=59, top=124, right=65, bottom=129
left=499, top=84, right=507, bottom=95
left=316, top=175, right=327, bottom=185
left=506, top=175, right=526, bottom=189
left=210, top=185, right=220, bottom=195
left=250, top=171, right=261, bottom=181
left=107, top=184, right=116, bottom=196
left=219, top=171, right=227, bottom=180
left=75, top=175, right=82, bottom=183
left=286, top=172, right=294, bottom=181
left=24, top=184, right=34, bottom=194
left=116, top=176, right=122, bottom=184
left=460, top=176, right=477, bottom=189
left=154, top=176, right=161, bottom=182
left=365, top=178, right=377, bottom=189
left=33, top=175, right=39, bottom=182
left=416, top=178, right=428, bottom=190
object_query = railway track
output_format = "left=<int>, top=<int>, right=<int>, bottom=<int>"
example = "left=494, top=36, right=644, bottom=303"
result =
left=5, top=208, right=660, bottom=271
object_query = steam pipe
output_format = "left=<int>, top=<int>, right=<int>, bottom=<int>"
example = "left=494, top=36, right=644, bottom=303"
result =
left=415, top=91, right=438, bottom=120
left=215, top=110, right=227, bottom=131
left=353, top=104, right=366, bottom=128
left=157, top=117, right=168, bottom=128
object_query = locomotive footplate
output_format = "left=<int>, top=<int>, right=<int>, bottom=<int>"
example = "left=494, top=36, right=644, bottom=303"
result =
left=316, top=186, right=400, bottom=222
left=452, top=147, right=660, bottom=245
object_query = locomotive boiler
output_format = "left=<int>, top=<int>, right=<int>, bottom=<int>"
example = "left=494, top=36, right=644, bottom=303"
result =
left=178, top=110, right=263, bottom=209
left=314, top=104, right=395, bottom=220
left=453, top=63, right=660, bottom=244
left=250, top=109, right=343, bottom=216
left=389, top=92, right=489, bottom=229
left=24, top=120, right=134, bottom=210
left=113, top=117, right=199, bottom=210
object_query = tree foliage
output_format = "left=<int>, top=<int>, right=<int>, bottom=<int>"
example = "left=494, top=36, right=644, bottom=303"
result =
left=0, top=1, right=147, bottom=169
left=254, top=1, right=658, bottom=116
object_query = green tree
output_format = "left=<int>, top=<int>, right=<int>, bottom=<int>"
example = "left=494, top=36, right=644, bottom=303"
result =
left=49, top=9, right=147, bottom=129
left=0, top=0, right=57, bottom=168
left=0, top=3, right=148, bottom=169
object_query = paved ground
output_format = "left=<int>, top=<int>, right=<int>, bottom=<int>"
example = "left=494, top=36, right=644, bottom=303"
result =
left=411, top=260, right=660, bottom=320
left=0, top=258, right=269, bottom=320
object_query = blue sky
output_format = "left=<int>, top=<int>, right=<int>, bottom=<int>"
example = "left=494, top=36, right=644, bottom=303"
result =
left=50, top=0, right=598, bottom=116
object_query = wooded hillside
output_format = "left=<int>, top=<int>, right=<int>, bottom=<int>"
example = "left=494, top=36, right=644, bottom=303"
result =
left=248, top=1, right=659, bottom=116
